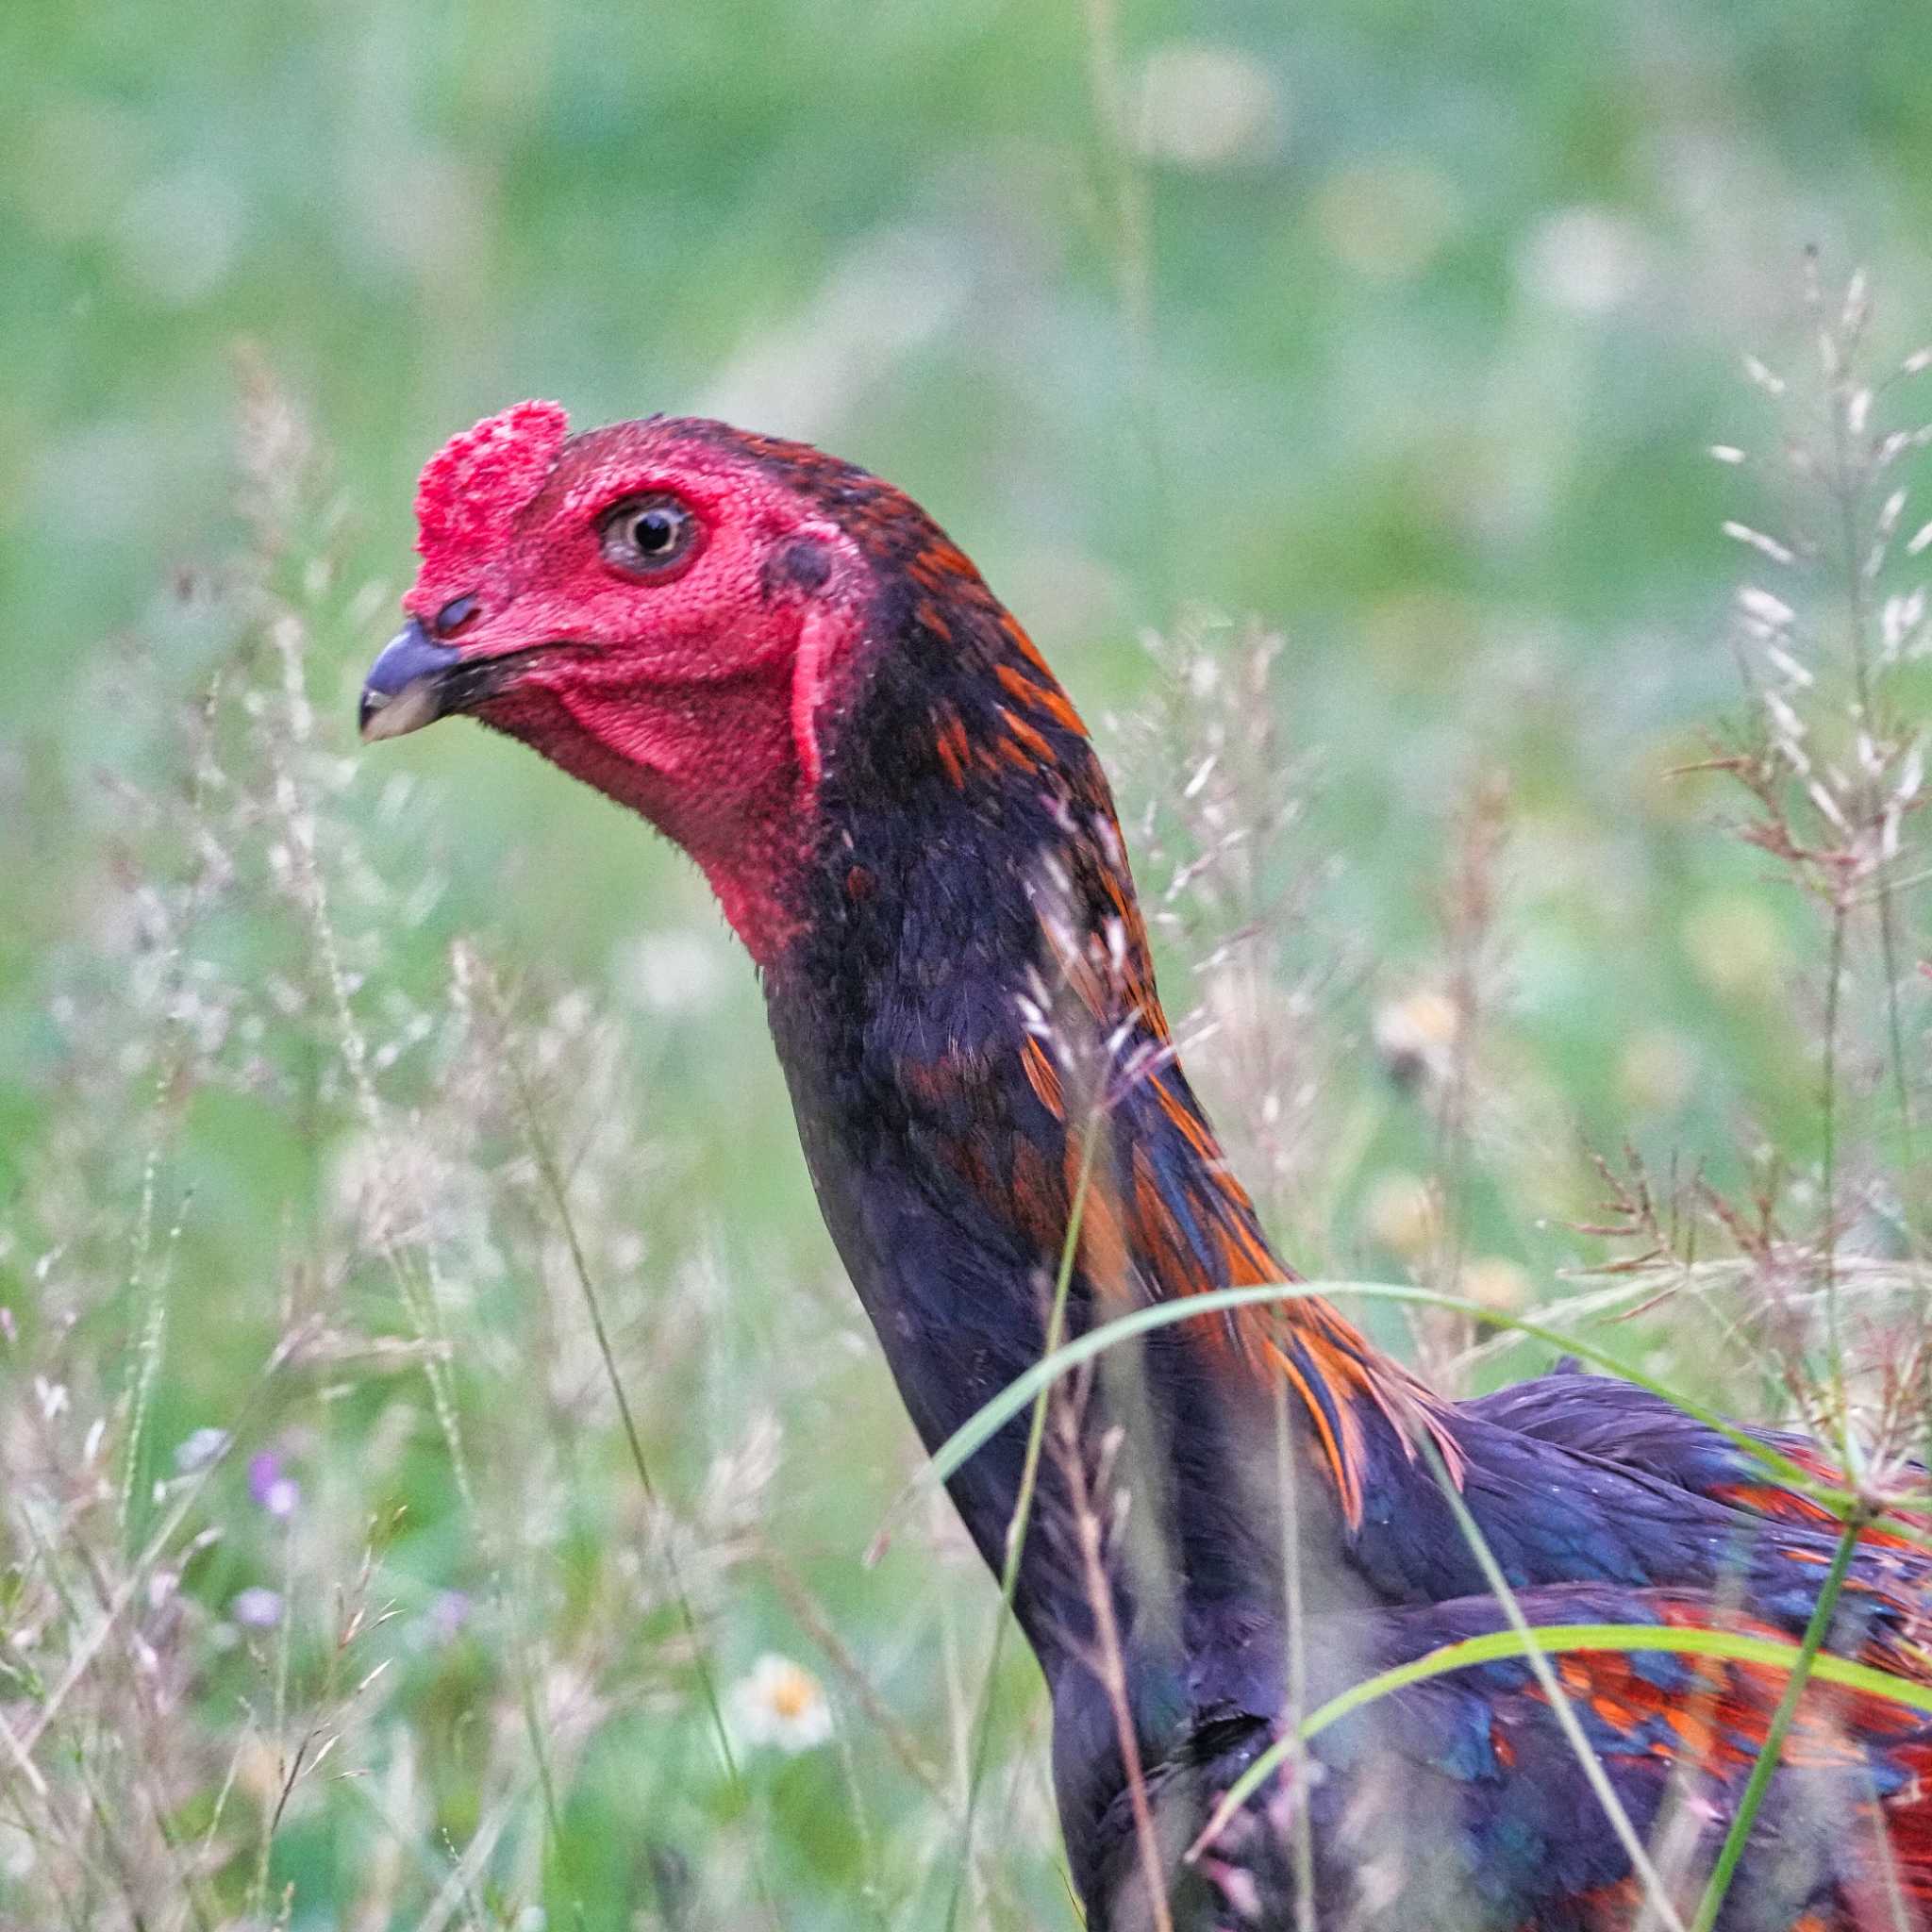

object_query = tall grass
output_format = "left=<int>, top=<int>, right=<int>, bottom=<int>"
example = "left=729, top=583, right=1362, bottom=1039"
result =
left=3, top=265, right=1929, bottom=1929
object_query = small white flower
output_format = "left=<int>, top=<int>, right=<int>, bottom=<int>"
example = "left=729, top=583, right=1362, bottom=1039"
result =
left=1130, top=42, right=1284, bottom=172
left=728, top=1653, right=832, bottom=1754
left=1515, top=206, right=1650, bottom=315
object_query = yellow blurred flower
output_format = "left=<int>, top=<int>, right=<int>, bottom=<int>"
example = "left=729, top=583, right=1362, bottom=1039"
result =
left=1313, top=160, right=1463, bottom=282
left=1360, top=590, right=1482, bottom=684
left=1682, top=892, right=1786, bottom=998
left=1458, top=1257, right=1532, bottom=1315
left=1374, top=988, right=1461, bottom=1091
left=1363, top=1172, right=1441, bottom=1259
left=1617, top=1029, right=1694, bottom=1115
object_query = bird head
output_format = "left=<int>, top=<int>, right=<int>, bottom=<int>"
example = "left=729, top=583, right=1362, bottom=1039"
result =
left=361, top=402, right=977, bottom=959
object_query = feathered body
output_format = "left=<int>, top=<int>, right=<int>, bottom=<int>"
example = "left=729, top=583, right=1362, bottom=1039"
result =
left=362, top=407, right=1932, bottom=1930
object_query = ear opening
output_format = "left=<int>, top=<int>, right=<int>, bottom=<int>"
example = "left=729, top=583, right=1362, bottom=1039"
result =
left=791, top=602, right=835, bottom=790
left=783, top=526, right=858, bottom=791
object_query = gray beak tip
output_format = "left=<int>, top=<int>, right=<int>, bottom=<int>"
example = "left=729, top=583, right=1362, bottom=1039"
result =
left=358, top=618, right=463, bottom=744
left=358, top=680, right=445, bottom=742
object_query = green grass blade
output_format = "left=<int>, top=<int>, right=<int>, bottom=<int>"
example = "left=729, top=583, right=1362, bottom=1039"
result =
left=943, top=1124, right=1100, bottom=1932
left=1688, top=1513, right=1867, bottom=1932
left=890, top=1279, right=1893, bottom=1541
left=1412, top=1435, right=1688, bottom=1932
left=1191, top=1608, right=1931, bottom=1858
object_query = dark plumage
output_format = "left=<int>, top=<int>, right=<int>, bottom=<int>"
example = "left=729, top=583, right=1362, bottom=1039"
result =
left=362, top=405, right=1932, bottom=1930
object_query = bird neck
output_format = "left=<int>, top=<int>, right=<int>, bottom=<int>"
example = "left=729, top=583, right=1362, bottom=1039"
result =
left=761, top=581, right=1458, bottom=1676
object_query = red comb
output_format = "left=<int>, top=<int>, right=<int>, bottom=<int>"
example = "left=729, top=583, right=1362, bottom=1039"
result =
left=413, top=400, right=571, bottom=569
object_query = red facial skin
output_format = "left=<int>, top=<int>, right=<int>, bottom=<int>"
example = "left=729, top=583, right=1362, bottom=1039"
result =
left=402, top=405, right=871, bottom=964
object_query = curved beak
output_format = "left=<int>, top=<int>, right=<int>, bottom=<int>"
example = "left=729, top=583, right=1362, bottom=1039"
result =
left=358, top=619, right=464, bottom=742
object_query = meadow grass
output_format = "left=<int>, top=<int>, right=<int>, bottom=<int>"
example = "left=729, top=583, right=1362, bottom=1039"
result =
left=10, top=4, right=1932, bottom=1916
left=1, top=265, right=1928, bottom=1928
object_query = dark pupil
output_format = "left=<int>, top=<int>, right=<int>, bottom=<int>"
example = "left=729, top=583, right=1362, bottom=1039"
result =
left=634, top=508, right=678, bottom=556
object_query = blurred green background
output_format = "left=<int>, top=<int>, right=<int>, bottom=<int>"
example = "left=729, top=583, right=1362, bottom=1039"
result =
left=5, top=2, right=1931, bottom=1926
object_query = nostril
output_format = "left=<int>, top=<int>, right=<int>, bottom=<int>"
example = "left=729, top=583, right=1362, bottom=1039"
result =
left=433, top=594, right=481, bottom=638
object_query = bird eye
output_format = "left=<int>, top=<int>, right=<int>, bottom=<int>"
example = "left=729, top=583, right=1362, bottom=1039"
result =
left=599, top=494, right=701, bottom=576
left=433, top=594, right=481, bottom=638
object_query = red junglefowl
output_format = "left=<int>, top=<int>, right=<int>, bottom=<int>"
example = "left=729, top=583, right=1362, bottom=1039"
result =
left=360, top=403, right=1932, bottom=1931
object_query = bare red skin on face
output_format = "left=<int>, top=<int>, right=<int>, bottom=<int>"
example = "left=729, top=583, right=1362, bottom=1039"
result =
left=402, top=406, right=872, bottom=965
